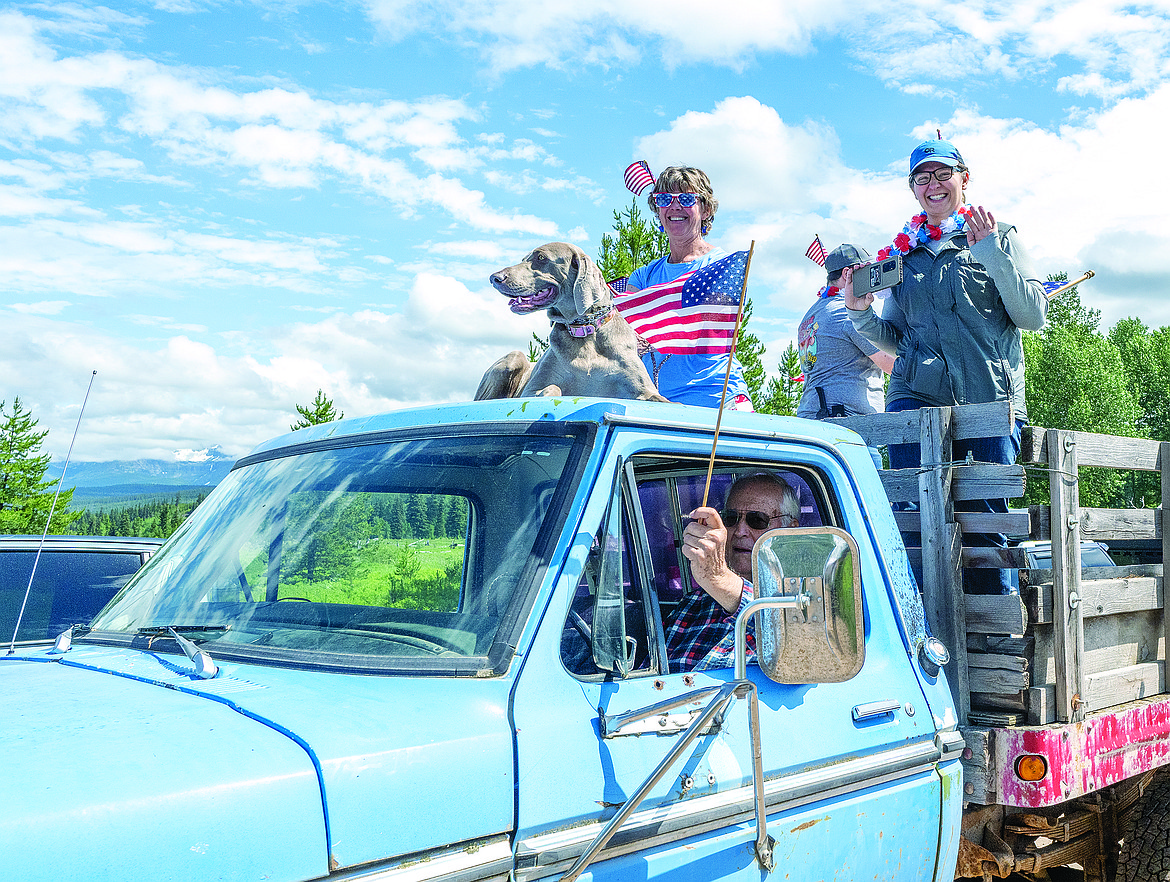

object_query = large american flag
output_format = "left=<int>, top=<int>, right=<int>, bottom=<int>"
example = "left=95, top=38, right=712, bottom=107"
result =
left=614, top=251, right=748, bottom=355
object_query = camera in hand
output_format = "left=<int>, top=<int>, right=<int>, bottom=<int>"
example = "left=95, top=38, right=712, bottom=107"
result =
left=853, top=255, right=902, bottom=296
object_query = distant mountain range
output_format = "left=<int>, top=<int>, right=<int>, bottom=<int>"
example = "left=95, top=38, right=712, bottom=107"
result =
left=47, top=447, right=236, bottom=506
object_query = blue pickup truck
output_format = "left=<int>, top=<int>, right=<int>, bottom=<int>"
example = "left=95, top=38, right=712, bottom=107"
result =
left=2, top=398, right=1167, bottom=881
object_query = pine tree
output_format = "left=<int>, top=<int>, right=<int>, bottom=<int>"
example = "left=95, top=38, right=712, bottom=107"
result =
left=0, top=397, right=77, bottom=534
left=734, top=299, right=768, bottom=404
left=597, top=199, right=669, bottom=282
left=756, top=344, right=804, bottom=416
left=291, top=389, right=344, bottom=431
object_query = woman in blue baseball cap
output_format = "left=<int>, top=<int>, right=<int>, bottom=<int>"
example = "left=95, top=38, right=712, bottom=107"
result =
left=841, top=137, right=1049, bottom=594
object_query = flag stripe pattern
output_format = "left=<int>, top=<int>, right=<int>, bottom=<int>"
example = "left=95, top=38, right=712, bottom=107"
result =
left=805, top=236, right=827, bottom=267
left=624, top=161, right=656, bottom=196
left=615, top=251, right=748, bottom=355
left=1041, top=280, right=1064, bottom=294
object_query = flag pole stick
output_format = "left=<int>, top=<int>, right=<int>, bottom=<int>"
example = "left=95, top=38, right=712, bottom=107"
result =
left=701, top=241, right=755, bottom=508
left=1044, top=270, right=1094, bottom=300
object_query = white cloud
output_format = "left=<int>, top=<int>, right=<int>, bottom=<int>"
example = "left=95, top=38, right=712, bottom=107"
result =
left=11, top=300, right=69, bottom=315
left=0, top=270, right=549, bottom=460
left=363, top=0, right=1170, bottom=102
left=0, top=11, right=563, bottom=238
left=626, top=88, right=1170, bottom=347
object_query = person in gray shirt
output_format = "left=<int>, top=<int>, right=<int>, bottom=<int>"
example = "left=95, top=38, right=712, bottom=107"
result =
left=796, top=243, right=895, bottom=419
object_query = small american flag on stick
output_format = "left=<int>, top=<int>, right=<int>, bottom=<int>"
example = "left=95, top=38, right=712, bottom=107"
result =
left=623, top=161, right=656, bottom=196
left=614, top=251, right=749, bottom=355
left=805, top=235, right=827, bottom=267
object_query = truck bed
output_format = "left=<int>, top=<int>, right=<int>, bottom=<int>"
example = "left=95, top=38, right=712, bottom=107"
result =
left=835, top=403, right=1169, bottom=810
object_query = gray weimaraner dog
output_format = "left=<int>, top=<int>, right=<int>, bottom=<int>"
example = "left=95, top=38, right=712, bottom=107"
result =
left=475, top=242, right=669, bottom=402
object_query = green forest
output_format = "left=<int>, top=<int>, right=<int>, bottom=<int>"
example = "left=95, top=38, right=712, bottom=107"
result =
left=69, top=494, right=209, bottom=539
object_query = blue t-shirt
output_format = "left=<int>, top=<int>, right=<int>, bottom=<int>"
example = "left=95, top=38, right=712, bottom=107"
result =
left=624, top=251, right=752, bottom=409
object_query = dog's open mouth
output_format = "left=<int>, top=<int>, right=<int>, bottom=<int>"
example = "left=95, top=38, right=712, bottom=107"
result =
left=508, top=286, right=557, bottom=314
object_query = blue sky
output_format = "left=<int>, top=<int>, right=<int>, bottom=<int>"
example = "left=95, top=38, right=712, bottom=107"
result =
left=3, top=0, right=1169, bottom=461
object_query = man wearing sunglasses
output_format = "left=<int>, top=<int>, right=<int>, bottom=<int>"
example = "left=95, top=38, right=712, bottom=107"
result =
left=665, top=473, right=800, bottom=672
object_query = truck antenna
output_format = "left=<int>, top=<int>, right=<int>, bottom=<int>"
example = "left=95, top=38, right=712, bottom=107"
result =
left=7, top=371, right=97, bottom=655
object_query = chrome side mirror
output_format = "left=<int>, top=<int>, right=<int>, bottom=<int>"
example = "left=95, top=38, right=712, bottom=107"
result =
left=751, top=527, right=865, bottom=684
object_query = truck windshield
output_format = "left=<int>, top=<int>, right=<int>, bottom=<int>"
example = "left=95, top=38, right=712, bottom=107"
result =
left=89, top=429, right=583, bottom=673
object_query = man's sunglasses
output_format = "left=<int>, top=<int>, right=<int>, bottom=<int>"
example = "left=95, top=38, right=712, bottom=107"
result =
left=652, top=192, right=700, bottom=208
left=721, top=509, right=787, bottom=530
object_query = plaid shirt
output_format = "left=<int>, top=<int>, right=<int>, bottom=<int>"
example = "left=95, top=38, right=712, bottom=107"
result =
left=665, top=579, right=756, bottom=673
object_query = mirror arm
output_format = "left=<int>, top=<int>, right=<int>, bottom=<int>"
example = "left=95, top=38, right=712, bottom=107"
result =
left=599, top=685, right=723, bottom=738
left=734, top=595, right=808, bottom=680
left=563, top=682, right=741, bottom=882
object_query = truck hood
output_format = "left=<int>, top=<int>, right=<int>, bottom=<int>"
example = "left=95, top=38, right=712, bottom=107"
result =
left=1, top=646, right=516, bottom=877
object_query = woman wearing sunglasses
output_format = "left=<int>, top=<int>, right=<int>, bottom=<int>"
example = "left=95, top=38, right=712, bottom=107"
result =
left=621, top=166, right=753, bottom=409
left=842, top=138, right=1049, bottom=594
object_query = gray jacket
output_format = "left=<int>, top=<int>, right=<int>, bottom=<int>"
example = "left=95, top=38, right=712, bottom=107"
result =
left=847, top=223, right=1047, bottom=419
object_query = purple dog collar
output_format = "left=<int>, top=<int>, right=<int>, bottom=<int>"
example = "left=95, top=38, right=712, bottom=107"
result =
left=567, top=308, right=617, bottom=338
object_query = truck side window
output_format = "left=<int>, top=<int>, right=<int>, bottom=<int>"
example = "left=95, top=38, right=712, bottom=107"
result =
left=560, top=457, right=833, bottom=679
left=633, top=461, right=831, bottom=674
left=560, top=503, right=657, bottom=677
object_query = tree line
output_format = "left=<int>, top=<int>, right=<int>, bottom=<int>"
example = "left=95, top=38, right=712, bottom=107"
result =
left=69, top=490, right=468, bottom=543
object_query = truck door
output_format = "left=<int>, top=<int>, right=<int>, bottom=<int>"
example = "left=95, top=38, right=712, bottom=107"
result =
left=510, top=435, right=948, bottom=881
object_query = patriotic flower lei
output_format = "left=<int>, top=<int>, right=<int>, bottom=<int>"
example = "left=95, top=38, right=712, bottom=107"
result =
left=816, top=284, right=840, bottom=298
left=877, top=204, right=973, bottom=260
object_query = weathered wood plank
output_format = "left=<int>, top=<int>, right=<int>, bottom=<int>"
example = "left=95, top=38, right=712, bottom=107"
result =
left=831, top=401, right=1013, bottom=448
left=893, top=509, right=1030, bottom=535
left=1028, top=685, right=1056, bottom=725
left=961, top=728, right=995, bottom=804
left=1085, top=662, right=1164, bottom=712
left=969, top=667, right=1029, bottom=692
left=970, top=692, right=1026, bottom=713
left=965, top=593, right=1028, bottom=635
left=918, top=407, right=969, bottom=724
left=968, top=664, right=1024, bottom=692
left=1022, top=427, right=1163, bottom=471
left=1050, top=429, right=1085, bottom=722
left=1031, top=609, right=1164, bottom=685
left=967, top=635, right=1032, bottom=656
left=964, top=546, right=1027, bottom=569
left=1028, top=575, right=1162, bottom=624
left=967, top=706, right=1025, bottom=724
left=880, top=465, right=1025, bottom=505
left=1021, top=564, right=1164, bottom=588
left=967, top=653, right=1028, bottom=671
left=1080, top=507, right=1162, bottom=541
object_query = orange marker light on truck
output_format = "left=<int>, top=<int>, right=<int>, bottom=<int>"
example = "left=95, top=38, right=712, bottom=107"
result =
left=1015, top=755, right=1048, bottom=782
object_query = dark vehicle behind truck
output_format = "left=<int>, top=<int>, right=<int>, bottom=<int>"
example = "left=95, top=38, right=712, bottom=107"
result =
left=1, top=535, right=163, bottom=643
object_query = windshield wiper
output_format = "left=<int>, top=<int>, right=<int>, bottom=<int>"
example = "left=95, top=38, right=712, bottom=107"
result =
left=135, top=625, right=230, bottom=636
left=135, top=625, right=226, bottom=679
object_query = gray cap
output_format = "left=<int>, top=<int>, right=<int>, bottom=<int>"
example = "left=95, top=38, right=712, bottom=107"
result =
left=825, top=244, right=871, bottom=275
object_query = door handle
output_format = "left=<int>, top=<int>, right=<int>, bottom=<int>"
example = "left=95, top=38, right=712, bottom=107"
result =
left=852, top=700, right=901, bottom=722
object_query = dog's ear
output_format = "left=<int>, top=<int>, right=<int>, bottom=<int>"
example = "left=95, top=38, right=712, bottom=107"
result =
left=570, top=245, right=606, bottom=317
